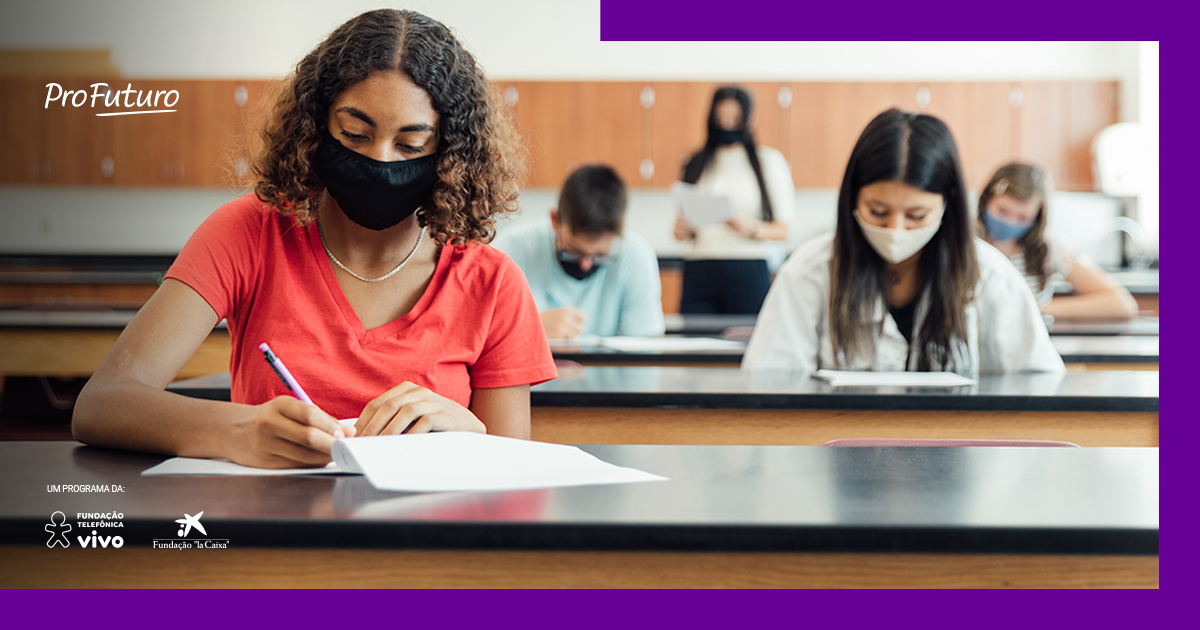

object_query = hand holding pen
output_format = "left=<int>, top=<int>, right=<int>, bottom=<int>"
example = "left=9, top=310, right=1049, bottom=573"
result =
left=222, top=343, right=357, bottom=469
left=541, top=294, right=587, bottom=340
left=259, top=343, right=355, bottom=431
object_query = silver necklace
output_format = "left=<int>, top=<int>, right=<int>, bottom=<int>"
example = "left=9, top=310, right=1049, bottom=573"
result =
left=317, top=217, right=426, bottom=283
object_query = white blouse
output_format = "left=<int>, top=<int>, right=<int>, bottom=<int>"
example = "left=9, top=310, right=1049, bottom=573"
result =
left=687, top=144, right=796, bottom=262
left=742, top=233, right=1066, bottom=377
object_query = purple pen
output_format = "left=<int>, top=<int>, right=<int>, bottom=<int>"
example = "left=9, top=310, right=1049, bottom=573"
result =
left=259, top=342, right=315, bottom=405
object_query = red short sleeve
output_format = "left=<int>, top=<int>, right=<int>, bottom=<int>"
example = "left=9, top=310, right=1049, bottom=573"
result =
left=469, top=250, right=558, bottom=389
left=164, top=196, right=264, bottom=320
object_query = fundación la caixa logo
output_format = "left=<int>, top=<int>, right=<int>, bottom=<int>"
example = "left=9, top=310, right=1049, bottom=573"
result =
left=154, top=511, right=230, bottom=549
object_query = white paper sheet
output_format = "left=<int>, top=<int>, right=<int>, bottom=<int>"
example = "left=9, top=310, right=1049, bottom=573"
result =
left=142, top=458, right=349, bottom=476
left=332, top=433, right=667, bottom=492
left=599, top=336, right=745, bottom=352
left=547, top=334, right=603, bottom=347
left=671, top=181, right=735, bottom=228
left=812, top=370, right=977, bottom=387
left=144, top=433, right=667, bottom=492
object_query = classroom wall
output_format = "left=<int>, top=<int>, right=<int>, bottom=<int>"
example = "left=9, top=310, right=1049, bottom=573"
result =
left=0, top=1, right=1153, bottom=258
left=0, top=1, right=1143, bottom=122
left=0, top=186, right=1125, bottom=270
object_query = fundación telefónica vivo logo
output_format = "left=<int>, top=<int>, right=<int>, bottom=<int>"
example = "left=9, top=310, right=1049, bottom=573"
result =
left=45, top=510, right=125, bottom=548
left=45, top=511, right=71, bottom=548
left=155, top=511, right=229, bottom=549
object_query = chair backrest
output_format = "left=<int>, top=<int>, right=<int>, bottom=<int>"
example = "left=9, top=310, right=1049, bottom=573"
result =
left=822, top=438, right=1080, bottom=448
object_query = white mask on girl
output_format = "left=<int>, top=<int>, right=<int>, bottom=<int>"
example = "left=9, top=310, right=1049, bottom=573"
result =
left=853, top=208, right=944, bottom=264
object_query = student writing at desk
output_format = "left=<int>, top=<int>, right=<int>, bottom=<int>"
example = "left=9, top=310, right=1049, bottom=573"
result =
left=72, top=9, right=556, bottom=469
left=494, top=164, right=664, bottom=339
left=978, top=162, right=1139, bottom=322
left=743, top=109, right=1064, bottom=377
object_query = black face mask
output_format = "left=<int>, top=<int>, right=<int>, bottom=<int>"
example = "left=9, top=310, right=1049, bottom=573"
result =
left=715, top=128, right=743, bottom=145
left=315, top=128, right=438, bottom=231
left=556, top=252, right=600, bottom=281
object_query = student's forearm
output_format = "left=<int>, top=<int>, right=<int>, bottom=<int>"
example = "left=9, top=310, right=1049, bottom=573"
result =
left=754, top=221, right=788, bottom=241
left=73, top=378, right=247, bottom=458
left=1043, top=290, right=1139, bottom=321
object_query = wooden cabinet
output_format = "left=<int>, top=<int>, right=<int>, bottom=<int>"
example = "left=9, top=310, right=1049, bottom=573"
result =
left=790, top=82, right=921, bottom=188
left=575, top=82, right=649, bottom=189
left=1014, top=81, right=1118, bottom=191
left=1065, top=81, right=1119, bottom=191
left=110, top=80, right=246, bottom=187
left=0, top=77, right=114, bottom=185
left=649, top=81, right=790, bottom=188
left=648, top=81, right=719, bottom=188
left=923, top=82, right=1016, bottom=190
left=1, top=78, right=1123, bottom=193
left=509, top=82, right=580, bottom=189
left=506, top=81, right=650, bottom=189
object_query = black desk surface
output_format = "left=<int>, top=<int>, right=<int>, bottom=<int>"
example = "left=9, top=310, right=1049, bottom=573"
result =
left=532, top=368, right=1158, bottom=411
left=170, top=368, right=1158, bottom=413
left=2, top=310, right=1158, bottom=339
left=663, top=314, right=1160, bottom=337
left=0, top=441, right=1158, bottom=555
left=550, top=335, right=1158, bottom=365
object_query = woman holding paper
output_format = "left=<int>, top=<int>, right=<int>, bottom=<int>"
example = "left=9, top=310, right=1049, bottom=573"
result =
left=673, top=86, right=796, bottom=314
left=73, top=9, right=556, bottom=468
left=743, top=109, right=1063, bottom=376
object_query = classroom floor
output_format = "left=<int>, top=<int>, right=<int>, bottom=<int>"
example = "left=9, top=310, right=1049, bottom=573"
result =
left=0, top=376, right=79, bottom=441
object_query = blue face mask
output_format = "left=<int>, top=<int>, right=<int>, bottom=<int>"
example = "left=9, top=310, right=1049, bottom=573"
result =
left=983, top=209, right=1034, bottom=242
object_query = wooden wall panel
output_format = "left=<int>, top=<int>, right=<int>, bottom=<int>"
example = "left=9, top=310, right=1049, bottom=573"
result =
left=512, top=82, right=580, bottom=188
left=0, top=78, right=1126, bottom=195
left=575, top=82, right=648, bottom=189
left=1065, top=81, right=1120, bottom=191
left=0, top=78, right=113, bottom=185
left=648, top=81, right=721, bottom=188
left=1015, top=82, right=1069, bottom=187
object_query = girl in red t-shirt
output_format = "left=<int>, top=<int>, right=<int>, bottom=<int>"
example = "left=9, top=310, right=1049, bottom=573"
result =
left=73, top=9, right=556, bottom=469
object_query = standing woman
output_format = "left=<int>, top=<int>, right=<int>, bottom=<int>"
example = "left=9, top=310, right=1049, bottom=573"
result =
left=744, top=109, right=1063, bottom=376
left=673, top=86, right=796, bottom=314
left=73, top=9, right=557, bottom=468
left=978, top=162, right=1138, bottom=321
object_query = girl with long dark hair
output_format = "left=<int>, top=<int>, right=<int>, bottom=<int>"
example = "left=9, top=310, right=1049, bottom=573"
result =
left=978, top=162, right=1137, bottom=321
left=743, top=109, right=1063, bottom=375
left=673, top=86, right=796, bottom=314
left=73, top=9, right=556, bottom=468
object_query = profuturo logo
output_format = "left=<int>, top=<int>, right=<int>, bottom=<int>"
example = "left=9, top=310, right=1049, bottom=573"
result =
left=154, top=511, right=229, bottom=549
left=44, top=81, right=180, bottom=116
left=45, top=511, right=72, bottom=548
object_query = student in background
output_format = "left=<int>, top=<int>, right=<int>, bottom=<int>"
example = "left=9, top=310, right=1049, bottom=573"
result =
left=673, top=86, right=796, bottom=314
left=73, top=9, right=556, bottom=468
left=744, top=109, right=1064, bottom=376
left=494, top=164, right=664, bottom=339
left=978, top=162, right=1138, bottom=321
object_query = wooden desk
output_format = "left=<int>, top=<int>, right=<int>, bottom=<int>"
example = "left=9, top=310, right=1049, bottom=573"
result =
left=664, top=314, right=1161, bottom=337
left=0, top=442, right=1158, bottom=588
left=170, top=368, right=1159, bottom=447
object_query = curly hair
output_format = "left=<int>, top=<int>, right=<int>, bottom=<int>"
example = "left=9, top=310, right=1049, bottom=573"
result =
left=251, top=9, right=526, bottom=245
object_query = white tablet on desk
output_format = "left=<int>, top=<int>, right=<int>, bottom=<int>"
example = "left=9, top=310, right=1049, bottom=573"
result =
left=671, top=181, right=735, bottom=228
